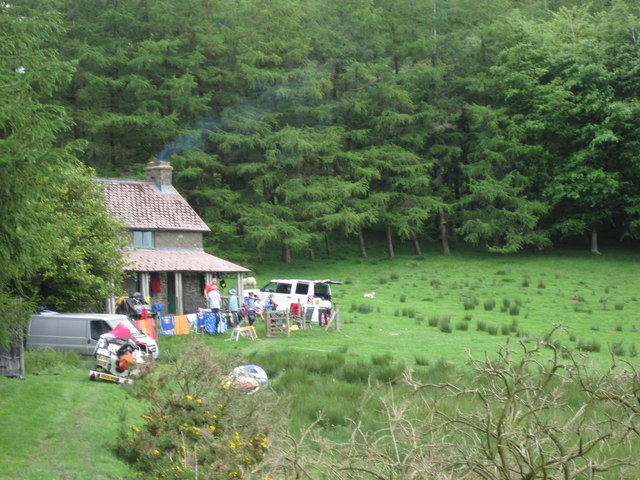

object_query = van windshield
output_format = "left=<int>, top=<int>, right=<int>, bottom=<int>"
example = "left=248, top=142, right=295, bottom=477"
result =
left=262, top=282, right=292, bottom=294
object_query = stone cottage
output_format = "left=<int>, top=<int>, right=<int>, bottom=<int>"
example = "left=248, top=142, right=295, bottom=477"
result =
left=100, top=161, right=250, bottom=315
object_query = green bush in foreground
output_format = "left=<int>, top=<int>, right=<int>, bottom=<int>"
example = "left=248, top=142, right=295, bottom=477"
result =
left=117, top=342, right=279, bottom=480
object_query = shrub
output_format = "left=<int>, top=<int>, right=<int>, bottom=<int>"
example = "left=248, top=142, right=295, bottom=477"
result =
left=615, top=324, right=623, bottom=332
left=611, top=342, right=626, bottom=357
left=483, top=299, right=496, bottom=311
left=521, top=277, right=530, bottom=287
left=464, top=313, right=473, bottom=321
left=455, top=321, right=469, bottom=331
left=574, top=304, right=592, bottom=313
left=538, top=280, right=546, bottom=289
left=117, top=342, right=276, bottom=480
left=509, top=305, right=520, bottom=316
left=462, top=296, right=476, bottom=310
left=372, top=363, right=406, bottom=384
left=615, top=302, right=624, bottom=311
left=371, top=353, right=393, bottom=367
left=630, top=344, right=638, bottom=358
left=428, top=316, right=439, bottom=327
left=577, top=340, right=601, bottom=352
left=477, top=320, right=487, bottom=332
left=390, top=273, right=399, bottom=280
left=341, top=361, right=371, bottom=383
left=399, top=294, right=406, bottom=303
left=501, top=324, right=512, bottom=335
left=358, top=303, right=373, bottom=314
left=414, top=355, right=430, bottom=366
left=438, top=317, right=452, bottom=333
left=502, top=298, right=511, bottom=308
left=487, top=325, right=498, bottom=335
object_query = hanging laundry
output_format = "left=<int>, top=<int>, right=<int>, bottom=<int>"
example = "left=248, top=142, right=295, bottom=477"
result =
left=136, top=317, right=157, bottom=340
left=173, top=315, right=190, bottom=335
left=186, top=313, right=199, bottom=331
left=161, top=316, right=175, bottom=336
left=203, top=312, right=217, bottom=334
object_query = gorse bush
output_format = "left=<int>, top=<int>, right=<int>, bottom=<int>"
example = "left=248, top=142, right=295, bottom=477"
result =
left=117, top=341, right=278, bottom=480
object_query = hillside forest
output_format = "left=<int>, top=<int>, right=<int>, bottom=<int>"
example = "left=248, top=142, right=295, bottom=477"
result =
left=2, top=0, right=640, bottom=318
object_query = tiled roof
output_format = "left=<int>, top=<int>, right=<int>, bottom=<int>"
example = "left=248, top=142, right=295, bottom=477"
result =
left=100, top=179, right=210, bottom=232
left=124, top=249, right=251, bottom=273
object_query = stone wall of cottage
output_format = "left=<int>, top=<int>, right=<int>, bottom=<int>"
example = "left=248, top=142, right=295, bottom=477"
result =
left=182, top=271, right=207, bottom=313
left=155, top=231, right=203, bottom=249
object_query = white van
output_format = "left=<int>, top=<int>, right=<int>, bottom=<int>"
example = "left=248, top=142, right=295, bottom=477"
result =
left=27, top=313, right=159, bottom=359
left=246, top=279, right=341, bottom=323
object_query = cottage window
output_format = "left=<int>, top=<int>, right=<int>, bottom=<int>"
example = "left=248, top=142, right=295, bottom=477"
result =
left=133, top=231, right=154, bottom=248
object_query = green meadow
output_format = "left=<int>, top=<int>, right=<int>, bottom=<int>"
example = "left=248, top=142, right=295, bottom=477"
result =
left=2, top=245, right=639, bottom=478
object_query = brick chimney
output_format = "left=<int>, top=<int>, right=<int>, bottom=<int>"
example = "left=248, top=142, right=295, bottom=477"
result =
left=145, top=161, right=173, bottom=192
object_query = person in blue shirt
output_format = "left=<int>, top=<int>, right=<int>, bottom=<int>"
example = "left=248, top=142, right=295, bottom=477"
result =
left=243, top=291, right=257, bottom=326
left=228, top=289, right=239, bottom=327
left=264, top=293, right=278, bottom=311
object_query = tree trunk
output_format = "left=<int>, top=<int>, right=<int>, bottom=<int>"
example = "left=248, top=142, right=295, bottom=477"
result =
left=387, top=225, right=395, bottom=258
left=324, top=231, right=332, bottom=255
left=412, top=234, right=422, bottom=256
left=439, top=210, right=451, bottom=256
left=591, top=227, right=601, bottom=255
left=281, top=243, right=292, bottom=263
left=358, top=228, right=368, bottom=258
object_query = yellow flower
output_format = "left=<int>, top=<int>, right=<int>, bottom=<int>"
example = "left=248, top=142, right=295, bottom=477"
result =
left=210, top=414, right=218, bottom=420
left=130, top=425, right=139, bottom=433
left=209, top=425, right=216, bottom=431
left=185, top=395, right=193, bottom=401
left=196, top=398, right=203, bottom=404
left=218, top=403, right=224, bottom=409
left=153, top=449, right=160, bottom=455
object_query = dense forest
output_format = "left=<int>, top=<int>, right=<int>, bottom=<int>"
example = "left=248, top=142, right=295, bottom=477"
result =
left=3, top=0, right=640, bottom=283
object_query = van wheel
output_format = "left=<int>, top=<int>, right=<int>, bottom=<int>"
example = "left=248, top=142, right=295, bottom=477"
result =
left=89, top=374, right=96, bottom=381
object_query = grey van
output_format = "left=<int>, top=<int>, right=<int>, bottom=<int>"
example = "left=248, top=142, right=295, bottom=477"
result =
left=27, top=313, right=159, bottom=359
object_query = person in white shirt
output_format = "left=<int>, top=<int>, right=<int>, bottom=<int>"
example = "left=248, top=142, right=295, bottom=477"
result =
left=207, top=286, right=222, bottom=327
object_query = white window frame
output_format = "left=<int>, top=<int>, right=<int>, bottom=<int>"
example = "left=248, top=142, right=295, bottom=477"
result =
left=133, top=230, right=154, bottom=249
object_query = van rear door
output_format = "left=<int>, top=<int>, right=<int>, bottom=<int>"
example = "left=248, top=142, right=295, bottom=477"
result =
left=27, top=315, right=59, bottom=351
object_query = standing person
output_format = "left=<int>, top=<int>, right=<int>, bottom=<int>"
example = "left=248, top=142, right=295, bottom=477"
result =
left=228, top=289, right=239, bottom=327
left=204, top=277, right=217, bottom=298
left=207, top=285, right=222, bottom=329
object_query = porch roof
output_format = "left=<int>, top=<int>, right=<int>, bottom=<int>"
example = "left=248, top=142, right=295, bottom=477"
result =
left=124, top=249, right=250, bottom=273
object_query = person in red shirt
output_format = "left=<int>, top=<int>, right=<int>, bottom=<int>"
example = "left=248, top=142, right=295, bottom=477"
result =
left=204, top=278, right=217, bottom=298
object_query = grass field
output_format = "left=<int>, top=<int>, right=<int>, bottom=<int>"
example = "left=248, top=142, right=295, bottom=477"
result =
left=2, top=244, right=639, bottom=478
